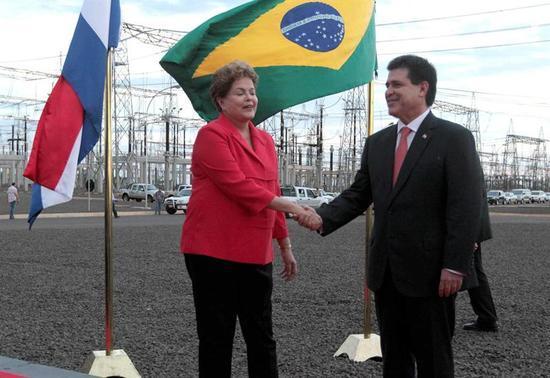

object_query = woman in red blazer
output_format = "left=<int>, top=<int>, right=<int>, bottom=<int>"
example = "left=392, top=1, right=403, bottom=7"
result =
left=181, top=61, right=308, bottom=378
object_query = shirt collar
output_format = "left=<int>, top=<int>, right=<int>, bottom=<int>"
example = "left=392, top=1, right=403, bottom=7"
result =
left=397, top=108, right=431, bottom=134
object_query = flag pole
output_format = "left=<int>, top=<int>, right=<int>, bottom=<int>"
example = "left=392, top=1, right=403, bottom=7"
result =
left=363, top=82, right=377, bottom=339
left=334, top=82, right=381, bottom=362
left=104, top=46, right=115, bottom=356
left=83, top=45, right=141, bottom=378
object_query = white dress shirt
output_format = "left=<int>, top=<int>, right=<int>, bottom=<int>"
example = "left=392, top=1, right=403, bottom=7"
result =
left=395, top=108, right=431, bottom=149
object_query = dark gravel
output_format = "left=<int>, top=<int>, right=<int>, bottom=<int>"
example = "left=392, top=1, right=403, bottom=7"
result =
left=1, top=211, right=549, bottom=377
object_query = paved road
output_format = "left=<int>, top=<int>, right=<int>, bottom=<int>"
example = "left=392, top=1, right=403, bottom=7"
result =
left=1, top=210, right=549, bottom=377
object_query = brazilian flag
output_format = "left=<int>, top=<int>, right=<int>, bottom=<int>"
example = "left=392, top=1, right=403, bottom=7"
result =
left=160, top=0, right=377, bottom=124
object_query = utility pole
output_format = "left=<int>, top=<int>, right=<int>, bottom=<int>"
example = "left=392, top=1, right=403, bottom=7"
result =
left=280, top=111, right=284, bottom=155
left=183, top=123, right=186, bottom=159
left=316, top=105, right=324, bottom=188
left=23, top=116, right=28, bottom=155
left=329, top=145, right=334, bottom=190
left=165, top=110, right=170, bottom=190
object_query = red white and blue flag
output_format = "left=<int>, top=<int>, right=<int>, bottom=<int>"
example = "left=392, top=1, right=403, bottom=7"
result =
left=24, top=0, right=121, bottom=227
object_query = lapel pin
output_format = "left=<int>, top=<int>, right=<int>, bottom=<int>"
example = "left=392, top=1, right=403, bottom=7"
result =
left=422, top=134, right=427, bottom=139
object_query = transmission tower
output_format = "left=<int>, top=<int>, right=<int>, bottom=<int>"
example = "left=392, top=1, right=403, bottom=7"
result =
left=337, top=86, right=367, bottom=190
left=433, top=97, right=481, bottom=151
left=500, top=124, right=547, bottom=191
left=121, top=22, right=185, bottom=48
left=112, top=39, right=135, bottom=187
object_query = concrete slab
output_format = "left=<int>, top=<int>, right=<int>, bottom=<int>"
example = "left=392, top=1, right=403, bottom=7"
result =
left=0, top=356, right=95, bottom=378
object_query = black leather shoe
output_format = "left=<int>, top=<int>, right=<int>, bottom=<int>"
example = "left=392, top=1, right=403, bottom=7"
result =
left=463, top=320, right=498, bottom=332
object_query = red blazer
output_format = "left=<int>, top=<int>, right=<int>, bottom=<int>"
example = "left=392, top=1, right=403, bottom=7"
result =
left=181, top=114, right=288, bottom=264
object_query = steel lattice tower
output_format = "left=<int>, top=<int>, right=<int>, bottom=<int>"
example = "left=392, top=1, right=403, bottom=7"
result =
left=337, top=86, right=367, bottom=190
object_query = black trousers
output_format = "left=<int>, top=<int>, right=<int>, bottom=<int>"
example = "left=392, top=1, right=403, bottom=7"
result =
left=185, top=254, right=277, bottom=378
left=375, top=270, right=456, bottom=378
left=467, top=246, right=498, bottom=324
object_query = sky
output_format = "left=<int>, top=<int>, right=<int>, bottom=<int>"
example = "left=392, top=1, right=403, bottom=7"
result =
left=1, top=0, right=550, bottom=158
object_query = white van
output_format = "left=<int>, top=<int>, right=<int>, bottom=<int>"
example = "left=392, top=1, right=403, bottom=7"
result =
left=511, top=188, right=531, bottom=204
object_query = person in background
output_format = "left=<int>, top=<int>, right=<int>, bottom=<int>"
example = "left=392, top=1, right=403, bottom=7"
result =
left=7, top=182, right=19, bottom=220
left=181, top=60, right=309, bottom=378
left=154, top=187, right=164, bottom=215
left=462, top=182, right=498, bottom=332
left=297, top=55, right=483, bottom=377
left=112, top=192, right=119, bottom=218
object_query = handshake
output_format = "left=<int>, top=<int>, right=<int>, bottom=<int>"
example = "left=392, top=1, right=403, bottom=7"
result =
left=291, top=205, right=323, bottom=231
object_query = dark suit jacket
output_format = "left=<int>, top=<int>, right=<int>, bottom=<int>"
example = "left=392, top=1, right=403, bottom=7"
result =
left=317, top=112, right=482, bottom=297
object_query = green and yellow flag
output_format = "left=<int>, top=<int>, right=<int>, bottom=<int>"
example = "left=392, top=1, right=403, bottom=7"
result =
left=161, top=0, right=377, bottom=124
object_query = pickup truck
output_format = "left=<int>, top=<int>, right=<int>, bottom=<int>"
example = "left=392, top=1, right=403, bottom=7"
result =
left=164, top=187, right=192, bottom=214
left=487, top=190, right=505, bottom=205
left=280, top=186, right=329, bottom=210
left=119, top=183, right=161, bottom=203
left=165, top=184, right=192, bottom=198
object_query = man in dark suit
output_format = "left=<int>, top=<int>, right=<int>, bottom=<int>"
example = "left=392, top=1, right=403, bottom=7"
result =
left=297, top=55, right=482, bottom=377
left=462, top=184, right=498, bottom=332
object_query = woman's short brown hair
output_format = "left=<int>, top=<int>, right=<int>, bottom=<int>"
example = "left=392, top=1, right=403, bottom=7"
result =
left=209, top=60, right=258, bottom=112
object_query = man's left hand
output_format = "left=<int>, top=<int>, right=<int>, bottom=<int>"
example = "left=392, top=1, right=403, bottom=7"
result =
left=438, top=269, right=463, bottom=297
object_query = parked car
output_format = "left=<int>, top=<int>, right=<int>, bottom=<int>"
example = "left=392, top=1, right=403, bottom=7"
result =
left=164, top=187, right=192, bottom=215
left=546, top=192, right=550, bottom=202
left=165, top=184, right=192, bottom=198
left=119, top=183, right=162, bottom=203
left=530, top=190, right=546, bottom=203
left=503, top=192, right=517, bottom=204
left=280, top=186, right=329, bottom=217
left=316, top=189, right=337, bottom=203
left=487, top=190, right=505, bottom=205
left=511, top=188, right=531, bottom=204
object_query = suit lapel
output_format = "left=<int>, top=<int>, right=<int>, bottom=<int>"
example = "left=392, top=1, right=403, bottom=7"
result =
left=388, top=112, right=437, bottom=205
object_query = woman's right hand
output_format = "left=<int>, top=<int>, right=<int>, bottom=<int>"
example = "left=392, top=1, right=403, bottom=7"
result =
left=292, top=205, right=322, bottom=231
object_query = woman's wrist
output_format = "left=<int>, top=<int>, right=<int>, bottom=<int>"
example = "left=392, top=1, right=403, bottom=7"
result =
left=278, top=238, right=292, bottom=251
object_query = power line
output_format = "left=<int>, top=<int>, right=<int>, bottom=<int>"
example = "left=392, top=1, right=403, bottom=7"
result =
left=377, top=3, right=550, bottom=26
left=0, top=54, right=64, bottom=64
left=374, top=81, right=550, bottom=103
left=439, top=87, right=550, bottom=101
left=378, top=22, right=550, bottom=43
left=378, top=38, right=550, bottom=55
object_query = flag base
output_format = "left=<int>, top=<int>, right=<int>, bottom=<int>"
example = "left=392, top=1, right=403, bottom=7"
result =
left=334, top=333, right=382, bottom=362
left=82, top=349, right=140, bottom=378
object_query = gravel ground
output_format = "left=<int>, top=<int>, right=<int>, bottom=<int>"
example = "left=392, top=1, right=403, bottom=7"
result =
left=1, top=212, right=549, bottom=377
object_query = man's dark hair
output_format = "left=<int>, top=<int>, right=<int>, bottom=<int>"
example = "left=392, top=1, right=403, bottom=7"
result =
left=387, top=55, right=437, bottom=106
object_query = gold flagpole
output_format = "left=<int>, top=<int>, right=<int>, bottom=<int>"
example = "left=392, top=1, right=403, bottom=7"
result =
left=334, top=82, right=381, bottom=362
left=104, top=47, right=114, bottom=356
left=364, top=81, right=375, bottom=338
left=83, top=46, right=140, bottom=378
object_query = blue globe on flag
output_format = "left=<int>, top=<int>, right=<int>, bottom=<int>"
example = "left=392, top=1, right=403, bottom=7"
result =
left=280, top=2, right=345, bottom=52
